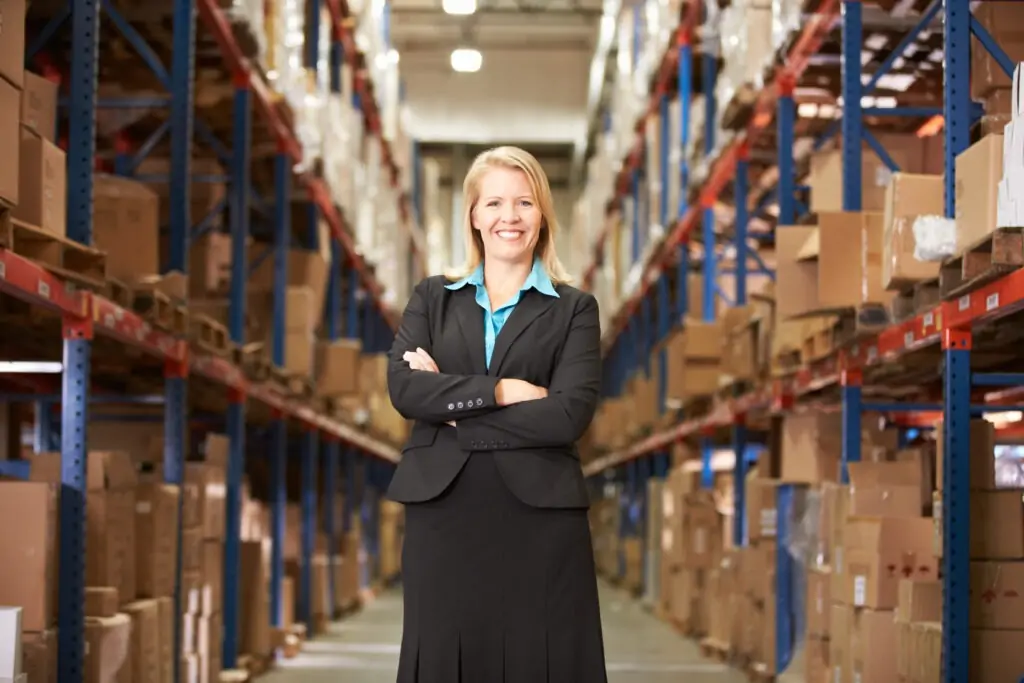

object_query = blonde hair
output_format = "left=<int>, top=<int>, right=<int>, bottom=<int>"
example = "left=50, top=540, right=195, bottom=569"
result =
left=445, top=145, right=573, bottom=285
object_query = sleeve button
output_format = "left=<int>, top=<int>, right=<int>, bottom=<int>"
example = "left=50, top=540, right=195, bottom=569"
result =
left=476, top=398, right=483, bottom=406
left=448, top=403, right=455, bottom=410
left=457, top=401, right=464, bottom=409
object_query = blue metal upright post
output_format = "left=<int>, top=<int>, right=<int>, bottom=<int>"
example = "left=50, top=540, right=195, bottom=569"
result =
left=733, top=420, right=748, bottom=545
left=66, top=0, right=100, bottom=247
left=164, top=359, right=188, bottom=683
left=343, top=447, right=356, bottom=533
left=270, top=416, right=287, bottom=629
left=300, top=428, right=319, bottom=633
left=677, top=31, right=692, bottom=220
left=943, top=0, right=971, bottom=220
left=942, top=330, right=971, bottom=683
left=656, top=276, right=669, bottom=413
left=840, top=369, right=862, bottom=484
left=223, top=79, right=252, bottom=670
left=167, top=0, right=196, bottom=273
left=347, top=266, right=360, bottom=340
left=777, top=85, right=796, bottom=226
left=271, top=152, right=291, bottom=367
left=58, top=320, right=92, bottom=683
left=841, top=0, right=863, bottom=211
left=34, top=402, right=55, bottom=453
left=701, top=47, right=717, bottom=321
left=324, top=438, right=340, bottom=615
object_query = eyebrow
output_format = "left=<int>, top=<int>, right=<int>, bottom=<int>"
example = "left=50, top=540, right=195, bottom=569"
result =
left=482, top=195, right=534, bottom=201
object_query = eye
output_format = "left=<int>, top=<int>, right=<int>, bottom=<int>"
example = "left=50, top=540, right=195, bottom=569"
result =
left=519, top=200, right=533, bottom=207
left=486, top=201, right=500, bottom=208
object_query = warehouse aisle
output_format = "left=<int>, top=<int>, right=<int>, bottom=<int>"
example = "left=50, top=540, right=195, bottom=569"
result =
left=262, top=582, right=746, bottom=683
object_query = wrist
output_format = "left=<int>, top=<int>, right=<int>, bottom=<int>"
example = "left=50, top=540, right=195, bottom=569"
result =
left=495, top=379, right=508, bottom=406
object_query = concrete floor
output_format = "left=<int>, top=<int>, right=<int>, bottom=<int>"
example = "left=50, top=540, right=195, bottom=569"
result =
left=262, top=582, right=751, bottom=683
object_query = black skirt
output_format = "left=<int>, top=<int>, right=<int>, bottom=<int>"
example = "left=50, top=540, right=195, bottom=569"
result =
left=397, top=452, right=608, bottom=683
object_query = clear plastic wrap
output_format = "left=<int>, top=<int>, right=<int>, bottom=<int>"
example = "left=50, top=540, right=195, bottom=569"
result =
left=85, top=613, right=132, bottom=683
left=716, top=0, right=774, bottom=134
left=994, top=445, right=1024, bottom=488
left=911, top=214, right=957, bottom=261
left=771, top=0, right=803, bottom=53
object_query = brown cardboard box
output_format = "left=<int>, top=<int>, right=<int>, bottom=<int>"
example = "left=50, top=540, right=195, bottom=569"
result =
left=971, top=562, right=1024, bottom=629
left=123, top=600, right=161, bottom=683
left=970, top=489, right=1024, bottom=559
left=806, top=565, right=832, bottom=638
left=283, top=285, right=316, bottom=331
left=20, top=71, right=57, bottom=141
left=678, top=319, right=722, bottom=359
left=32, top=451, right=138, bottom=604
left=156, top=597, right=174, bottom=683
left=21, top=629, right=56, bottom=683
left=240, top=540, right=271, bottom=657
left=969, top=628, right=1024, bottom=683
left=954, top=134, right=1003, bottom=253
left=829, top=602, right=852, bottom=683
left=315, top=339, right=363, bottom=396
left=847, top=460, right=925, bottom=517
left=248, top=245, right=329, bottom=319
left=201, top=540, right=223, bottom=616
left=746, top=478, right=778, bottom=541
left=135, top=484, right=181, bottom=599
left=286, top=330, right=315, bottom=375
left=182, top=525, right=203, bottom=573
left=185, top=463, right=226, bottom=540
left=85, top=614, right=132, bottom=683
left=970, top=3, right=1024, bottom=98
left=12, top=127, right=66, bottom=236
left=92, top=174, right=160, bottom=282
left=898, top=577, right=942, bottom=623
left=0, top=482, right=57, bottom=631
left=843, top=516, right=937, bottom=609
left=0, top=0, right=26, bottom=89
left=780, top=413, right=842, bottom=483
left=819, top=211, right=890, bottom=309
left=85, top=587, right=119, bottom=617
left=0, top=77, right=18, bottom=207
left=882, top=173, right=944, bottom=290
left=805, top=636, right=829, bottom=683
left=850, top=607, right=898, bottom=682
left=775, top=225, right=818, bottom=319
left=935, top=418, right=995, bottom=491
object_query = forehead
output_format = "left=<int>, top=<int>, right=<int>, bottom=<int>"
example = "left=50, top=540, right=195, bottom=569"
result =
left=477, top=166, right=533, bottom=197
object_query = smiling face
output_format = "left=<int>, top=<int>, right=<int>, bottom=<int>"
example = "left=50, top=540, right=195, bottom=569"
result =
left=471, top=166, right=543, bottom=267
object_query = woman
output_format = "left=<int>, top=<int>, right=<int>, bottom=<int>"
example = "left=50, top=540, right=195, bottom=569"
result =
left=386, top=145, right=608, bottom=682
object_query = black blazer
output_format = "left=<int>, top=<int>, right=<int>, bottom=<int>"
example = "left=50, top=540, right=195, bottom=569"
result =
left=385, top=274, right=602, bottom=509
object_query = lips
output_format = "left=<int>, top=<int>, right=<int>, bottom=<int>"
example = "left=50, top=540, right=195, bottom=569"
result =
left=496, top=230, right=524, bottom=241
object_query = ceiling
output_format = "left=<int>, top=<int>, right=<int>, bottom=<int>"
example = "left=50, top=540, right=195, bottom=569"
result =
left=392, top=0, right=606, bottom=147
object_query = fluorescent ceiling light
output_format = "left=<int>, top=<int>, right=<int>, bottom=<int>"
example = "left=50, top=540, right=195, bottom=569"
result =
left=442, top=0, right=476, bottom=15
left=450, top=48, right=482, bottom=73
left=0, top=361, right=63, bottom=373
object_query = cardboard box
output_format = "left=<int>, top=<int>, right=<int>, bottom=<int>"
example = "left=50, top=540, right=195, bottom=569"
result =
left=882, top=173, right=944, bottom=290
left=970, top=2, right=1024, bottom=98
left=122, top=600, right=160, bottom=683
left=970, top=489, right=1024, bottom=559
left=0, top=0, right=26, bottom=89
left=84, top=614, right=131, bottom=683
left=847, top=460, right=925, bottom=517
left=13, top=127, right=67, bottom=235
left=806, top=565, right=832, bottom=638
left=135, top=484, right=181, bottom=599
left=92, top=174, right=160, bottom=283
left=0, top=483, right=57, bottom=632
left=185, top=463, right=226, bottom=540
left=955, top=134, right=1004, bottom=253
left=20, top=72, right=57, bottom=141
left=843, top=516, right=937, bottom=609
left=0, top=77, right=20, bottom=207
left=315, top=339, right=362, bottom=396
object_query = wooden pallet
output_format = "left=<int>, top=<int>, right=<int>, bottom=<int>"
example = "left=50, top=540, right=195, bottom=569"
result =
left=699, top=637, right=731, bottom=663
left=104, top=277, right=134, bottom=308
left=240, top=343, right=272, bottom=381
left=891, top=277, right=940, bottom=322
left=940, top=227, right=1024, bottom=300
left=235, top=653, right=272, bottom=678
left=746, top=662, right=776, bottom=682
left=0, top=212, right=107, bottom=287
left=132, top=286, right=188, bottom=335
left=287, top=373, right=315, bottom=400
left=190, top=313, right=231, bottom=356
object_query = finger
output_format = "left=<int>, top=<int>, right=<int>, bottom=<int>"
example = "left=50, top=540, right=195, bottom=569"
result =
left=416, top=349, right=439, bottom=372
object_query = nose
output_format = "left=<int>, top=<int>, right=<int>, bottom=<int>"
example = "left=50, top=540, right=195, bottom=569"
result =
left=501, top=205, right=519, bottom=223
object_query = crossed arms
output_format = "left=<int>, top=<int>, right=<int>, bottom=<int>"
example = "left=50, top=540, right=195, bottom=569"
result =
left=386, top=281, right=602, bottom=450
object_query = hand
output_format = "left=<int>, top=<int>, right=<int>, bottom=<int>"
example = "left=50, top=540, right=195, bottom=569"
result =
left=403, top=347, right=439, bottom=373
left=495, top=378, right=548, bottom=406
left=446, top=421, right=456, bottom=427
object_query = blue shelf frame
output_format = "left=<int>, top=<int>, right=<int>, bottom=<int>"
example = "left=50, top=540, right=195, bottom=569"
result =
left=24, top=0, right=405, bottom=679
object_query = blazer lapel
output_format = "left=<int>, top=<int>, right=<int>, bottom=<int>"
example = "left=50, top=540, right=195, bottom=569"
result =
left=489, top=290, right=557, bottom=376
left=451, top=288, right=488, bottom=375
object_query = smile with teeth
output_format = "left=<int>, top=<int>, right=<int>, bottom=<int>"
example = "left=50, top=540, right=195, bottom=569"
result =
left=496, top=229, right=524, bottom=240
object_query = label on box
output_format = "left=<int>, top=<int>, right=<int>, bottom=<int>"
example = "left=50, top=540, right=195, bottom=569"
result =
left=136, top=501, right=152, bottom=514
left=760, top=508, right=777, bottom=537
left=854, top=672, right=862, bottom=683
left=833, top=666, right=841, bottom=683
left=854, top=575, right=867, bottom=606
left=663, top=491, right=674, bottom=517
left=662, top=529, right=673, bottom=552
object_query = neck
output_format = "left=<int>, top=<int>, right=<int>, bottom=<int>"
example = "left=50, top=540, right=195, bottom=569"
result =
left=483, top=258, right=532, bottom=290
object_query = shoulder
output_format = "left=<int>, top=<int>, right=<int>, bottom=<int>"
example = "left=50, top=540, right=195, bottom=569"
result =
left=554, top=284, right=599, bottom=314
left=413, top=275, right=454, bottom=298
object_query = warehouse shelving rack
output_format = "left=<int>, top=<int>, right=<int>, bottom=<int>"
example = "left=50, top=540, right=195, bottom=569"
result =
left=582, top=1, right=1022, bottom=681
left=2, top=1, right=421, bottom=681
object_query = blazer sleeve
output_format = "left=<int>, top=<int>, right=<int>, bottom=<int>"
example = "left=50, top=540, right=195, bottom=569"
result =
left=387, top=279, right=502, bottom=424
left=454, top=293, right=601, bottom=451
